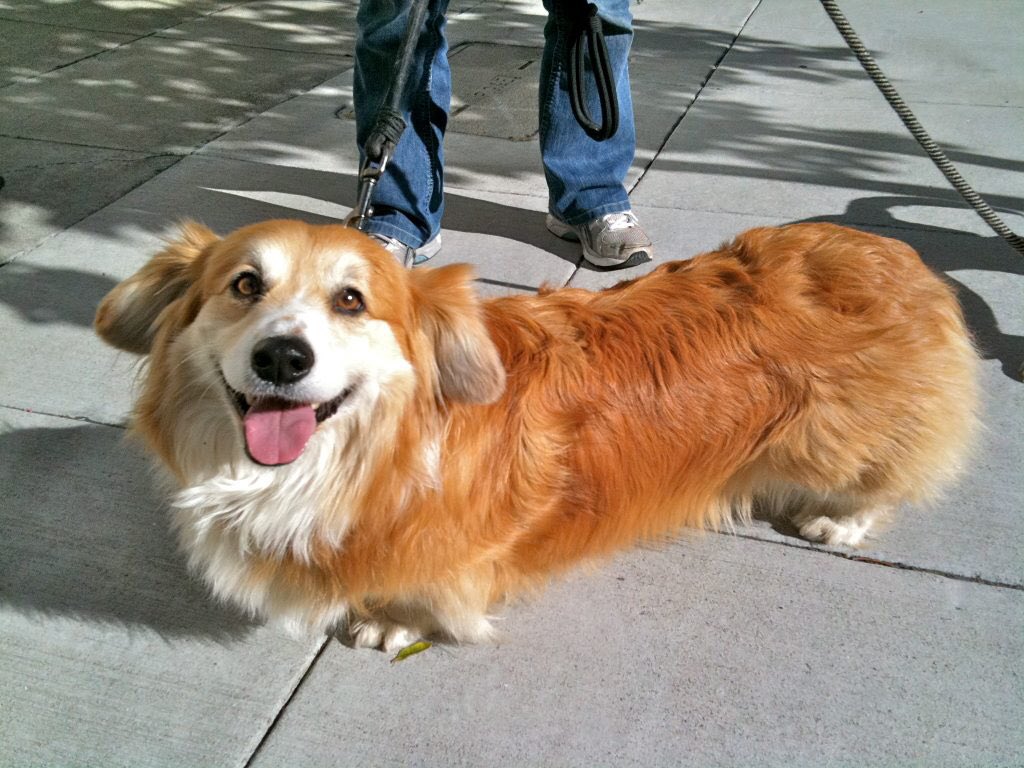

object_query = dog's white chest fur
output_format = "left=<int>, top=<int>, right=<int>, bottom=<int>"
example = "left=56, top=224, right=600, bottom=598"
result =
left=169, top=432, right=354, bottom=632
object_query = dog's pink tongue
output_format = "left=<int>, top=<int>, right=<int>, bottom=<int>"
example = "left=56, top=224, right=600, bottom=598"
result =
left=243, top=402, right=317, bottom=466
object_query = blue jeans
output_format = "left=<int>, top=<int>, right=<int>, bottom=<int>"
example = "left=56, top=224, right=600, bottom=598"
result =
left=354, top=0, right=636, bottom=248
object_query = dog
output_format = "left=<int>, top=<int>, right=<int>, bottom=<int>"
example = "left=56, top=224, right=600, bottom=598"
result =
left=95, top=220, right=979, bottom=651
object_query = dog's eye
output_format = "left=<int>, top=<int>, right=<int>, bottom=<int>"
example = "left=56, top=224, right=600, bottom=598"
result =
left=333, top=288, right=365, bottom=315
left=231, top=271, right=264, bottom=300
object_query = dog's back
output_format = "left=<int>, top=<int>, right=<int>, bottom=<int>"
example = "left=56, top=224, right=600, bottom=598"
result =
left=473, top=223, right=979, bottom=580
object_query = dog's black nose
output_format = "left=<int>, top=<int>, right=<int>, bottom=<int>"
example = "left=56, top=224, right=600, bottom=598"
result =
left=251, top=335, right=315, bottom=385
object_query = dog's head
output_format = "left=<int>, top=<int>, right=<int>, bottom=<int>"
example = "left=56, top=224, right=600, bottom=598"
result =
left=95, top=220, right=505, bottom=470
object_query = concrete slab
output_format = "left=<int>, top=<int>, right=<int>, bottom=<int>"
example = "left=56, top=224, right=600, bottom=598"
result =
left=158, top=0, right=359, bottom=57
left=443, top=0, right=761, bottom=46
left=0, top=409, right=324, bottom=766
left=879, top=101, right=1024, bottom=231
left=630, top=89, right=1023, bottom=239
left=0, top=136, right=178, bottom=263
left=0, top=0, right=231, bottom=35
left=735, top=0, right=1024, bottom=106
left=430, top=188, right=579, bottom=294
left=446, top=42, right=542, bottom=141
left=0, top=19, right=136, bottom=87
left=627, top=0, right=760, bottom=27
left=97, top=153, right=358, bottom=229
left=0, top=35, right=349, bottom=153
left=200, top=51, right=693, bottom=201
left=198, top=71, right=361, bottom=173
left=247, top=535, right=1024, bottom=767
left=443, top=0, right=562, bottom=47
left=0, top=209, right=183, bottom=424
left=633, top=0, right=1024, bottom=238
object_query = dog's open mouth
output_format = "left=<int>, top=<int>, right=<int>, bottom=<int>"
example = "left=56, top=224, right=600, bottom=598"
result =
left=222, top=375, right=353, bottom=467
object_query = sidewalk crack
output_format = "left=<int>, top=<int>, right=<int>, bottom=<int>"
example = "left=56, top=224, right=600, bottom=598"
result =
left=628, top=0, right=764, bottom=197
left=0, top=403, right=125, bottom=429
left=240, top=635, right=331, bottom=768
left=727, top=530, right=1024, bottom=592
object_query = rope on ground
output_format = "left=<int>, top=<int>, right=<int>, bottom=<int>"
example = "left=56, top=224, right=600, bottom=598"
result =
left=820, top=0, right=1024, bottom=257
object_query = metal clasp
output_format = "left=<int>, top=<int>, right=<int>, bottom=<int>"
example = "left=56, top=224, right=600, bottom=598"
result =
left=346, top=148, right=392, bottom=231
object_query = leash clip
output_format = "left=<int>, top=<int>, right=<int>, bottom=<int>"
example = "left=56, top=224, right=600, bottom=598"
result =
left=346, top=148, right=392, bottom=232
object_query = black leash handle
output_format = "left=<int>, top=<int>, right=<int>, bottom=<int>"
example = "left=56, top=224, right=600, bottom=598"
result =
left=564, top=1, right=618, bottom=141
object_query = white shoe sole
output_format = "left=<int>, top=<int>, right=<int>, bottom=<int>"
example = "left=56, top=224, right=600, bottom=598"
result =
left=370, top=232, right=442, bottom=266
left=412, top=235, right=442, bottom=265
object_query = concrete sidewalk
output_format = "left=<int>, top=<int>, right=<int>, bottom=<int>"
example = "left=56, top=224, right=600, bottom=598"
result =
left=1, top=1, right=1021, bottom=765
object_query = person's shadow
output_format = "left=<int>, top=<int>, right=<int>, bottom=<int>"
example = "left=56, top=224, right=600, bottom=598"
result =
left=797, top=195, right=1024, bottom=381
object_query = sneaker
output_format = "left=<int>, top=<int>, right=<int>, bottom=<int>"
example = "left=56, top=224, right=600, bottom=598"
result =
left=546, top=211, right=653, bottom=269
left=368, top=232, right=442, bottom=267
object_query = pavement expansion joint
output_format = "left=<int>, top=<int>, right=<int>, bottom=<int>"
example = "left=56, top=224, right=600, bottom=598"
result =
left=0, top=403, right=126, bottom=430
left=241, top=636, right=331, bottom=768
left=629, top=0, right=763, bottom=198
left=728, top=530, right=1024, bottom=592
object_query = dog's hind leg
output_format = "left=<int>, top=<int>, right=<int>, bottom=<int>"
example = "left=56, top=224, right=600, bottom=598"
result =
left=751, top=327, right=979, bottom=549
left=750, top=376, right=976, bottom=550
left=745, top=481, right=891, bottom=548
left=788, top=493, right=892, bottom=548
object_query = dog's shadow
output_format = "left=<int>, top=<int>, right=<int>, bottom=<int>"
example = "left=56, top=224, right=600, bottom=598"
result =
left=748, top=507, right=803, bottom=540
left=0, top=421, right=256, bottom=639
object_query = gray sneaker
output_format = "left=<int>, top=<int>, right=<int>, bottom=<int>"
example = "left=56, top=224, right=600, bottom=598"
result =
left=368, top=232, right=442, bottom=267
left=546, top=211, right=653, bottom=268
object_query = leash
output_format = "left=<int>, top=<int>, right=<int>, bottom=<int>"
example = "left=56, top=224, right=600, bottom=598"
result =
left=346, top=0, right=431, bottom=231
left=560, top=0, right=619, bottom=141
left=820, top=0, right=1024, bottom=257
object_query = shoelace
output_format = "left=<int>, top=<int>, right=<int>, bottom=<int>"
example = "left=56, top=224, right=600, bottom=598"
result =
left=598, top=212, right=639, bottom=231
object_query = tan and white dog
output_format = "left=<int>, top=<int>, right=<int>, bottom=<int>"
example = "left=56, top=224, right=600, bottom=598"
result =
left=95, top=220, right=979, bottom=650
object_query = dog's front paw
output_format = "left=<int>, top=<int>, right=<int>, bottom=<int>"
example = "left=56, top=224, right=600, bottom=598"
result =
left=348, top=617, right=420, bottom=653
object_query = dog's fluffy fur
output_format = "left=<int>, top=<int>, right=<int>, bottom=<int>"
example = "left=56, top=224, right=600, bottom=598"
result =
left=95, top=220, right=979, bottom=650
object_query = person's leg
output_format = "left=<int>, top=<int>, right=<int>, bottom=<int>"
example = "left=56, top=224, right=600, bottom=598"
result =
left=354, top=0, right=450, bottom=251
left=539, top=0, right=635, bottom=223
left=539, top=0, right=651, bottom=267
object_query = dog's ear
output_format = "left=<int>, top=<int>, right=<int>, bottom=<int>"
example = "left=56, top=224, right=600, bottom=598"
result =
left=410, top=264, right=506, bottom=404
left=94, top=222, right=219, bottom=354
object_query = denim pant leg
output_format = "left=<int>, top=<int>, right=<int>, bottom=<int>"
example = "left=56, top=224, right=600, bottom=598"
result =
left=354, top=0, right=451, bottom=248
left=539, top=0, right=636, bottom=226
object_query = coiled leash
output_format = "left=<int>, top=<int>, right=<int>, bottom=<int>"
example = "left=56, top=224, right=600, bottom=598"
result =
left=347, top=0, right=618, bottom=232
left=560, top=0, right=619, bottom=142
left=820, top=0, right=1024, bottom=257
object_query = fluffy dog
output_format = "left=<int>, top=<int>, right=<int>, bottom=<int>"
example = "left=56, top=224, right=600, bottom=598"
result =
left=95, top=220, right=979, bottom=650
